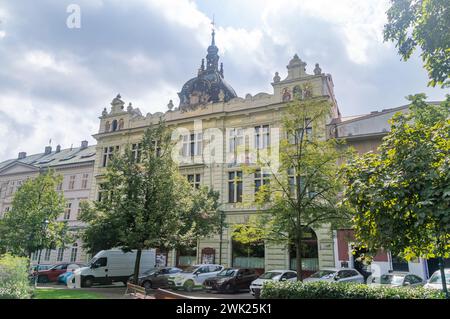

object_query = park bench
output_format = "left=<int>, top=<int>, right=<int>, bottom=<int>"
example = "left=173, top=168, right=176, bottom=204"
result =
left=125, top=282, right=155, bottom=299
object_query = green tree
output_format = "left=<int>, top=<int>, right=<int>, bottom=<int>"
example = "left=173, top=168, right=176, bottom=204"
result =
left=80, top=120, right=221, bottom=284
left=234, top=95, right=352, bottom=280
left=343, top=94, right=450, bottom=296
left=384, top=0, right=450, bottom=87
left=0, top=171, right=68, bottom=260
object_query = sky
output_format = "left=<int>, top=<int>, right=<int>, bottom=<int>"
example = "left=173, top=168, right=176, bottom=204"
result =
left=0, top=0, right=447, bottom=161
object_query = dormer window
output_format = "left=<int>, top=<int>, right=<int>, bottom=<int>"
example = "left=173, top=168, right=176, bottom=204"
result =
left=112, top=119, right=118, bottom=131
left=118, top=119, right=124, bottom=130
left=105, top=121, right=111, bottom=132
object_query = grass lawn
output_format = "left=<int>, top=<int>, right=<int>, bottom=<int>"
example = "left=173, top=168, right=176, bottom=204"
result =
left=34, top=288, right=103, bottom=299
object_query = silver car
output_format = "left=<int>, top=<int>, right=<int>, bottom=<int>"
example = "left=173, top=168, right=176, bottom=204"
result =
left=304, top=268, right=364, bottom=283
left=368, top=271, right=425, bottom=288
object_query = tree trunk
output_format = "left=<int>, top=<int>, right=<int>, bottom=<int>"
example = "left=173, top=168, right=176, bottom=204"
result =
left=296, top=239, right=303, bottom=281
left=438, top=256, right=449, bottom=298
left=133, top=249, right=142, bottom=285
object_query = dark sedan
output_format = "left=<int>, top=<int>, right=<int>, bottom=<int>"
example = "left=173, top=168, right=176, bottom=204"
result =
left=203, top=268, right=258, bottom=293
left=128, top=267, right=182, bottom=290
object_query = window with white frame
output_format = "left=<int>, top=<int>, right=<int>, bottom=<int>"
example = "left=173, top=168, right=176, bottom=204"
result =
left=288, top=168, right=314, bottom=198
left=255, top=125, right=270, bottom=150
left=228, top=171, right=243, bottom=203
left=44, top=249, right=51, bottom=261
left=254, top=169, right=270, bottom=194
left=31, top=251, right=38, bottom=261
left=68, top=175, right=76, bottom=190
left=81, top=174, right=89, bottom=189
left=64, top=203, right=72, bottom=220
left=187, top=174, right=201, bottom=189
left=7, top=181, right=14, bottom=196
left=288, top=118, right=313, bottom=144
left=182, top=133, right=202, bottom=157
left=131, top=143, right=142, bottom=163
left=70, top=244, right=78, bottom=262
left=229, top=128, right=244, bottom=162
left=102, top=146, right=120, bottom=167
left=57, top=248, right=64, bottom=262
left=56, top=180, right=63, bottom=191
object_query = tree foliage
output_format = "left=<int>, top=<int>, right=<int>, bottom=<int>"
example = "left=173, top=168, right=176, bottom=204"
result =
left=384, top=0, right=450, bottom=87
left=79, top=120, right=221, bottom=282
left=0, top=171, right=68, bottom=258
left=343, top=94, right=450, bottom=261
left=233, top=95, right=352, bottom=280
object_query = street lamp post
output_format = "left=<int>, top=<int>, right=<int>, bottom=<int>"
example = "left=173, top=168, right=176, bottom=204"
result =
left=218, top=210, right=225, bottom=266
left=34, top=219, right=49, bottom=288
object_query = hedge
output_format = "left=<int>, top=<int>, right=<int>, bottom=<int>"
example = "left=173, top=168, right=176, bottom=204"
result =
left=0, top=253, right=33, bottom=299
left=260, top=281, right=445, bottom=299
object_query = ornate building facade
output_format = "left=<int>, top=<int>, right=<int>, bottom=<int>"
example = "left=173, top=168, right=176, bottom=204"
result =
left=91, top=31, right=340, bottom=276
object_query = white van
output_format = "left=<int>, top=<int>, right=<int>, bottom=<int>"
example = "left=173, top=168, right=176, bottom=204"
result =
left=78, top=249, right=156, bottom=287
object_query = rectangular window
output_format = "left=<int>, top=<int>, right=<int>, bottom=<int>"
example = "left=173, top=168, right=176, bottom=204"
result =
left=57, top=248, right=64, bottom=262
left=229, top=128, right=244, bottom=162
left=255, top=125, right=270, bottom=149
left=44, top=249, right=51, bottom=261
left=81, top=174, right=89, bottom=189
left=70, top=247, right=78, bottom=262
left=7, top=181, right=14, bottom=196
left=228, top=171, right=243, bottom=203
left=68, top=175, right=76, bottom=190
left=102, top=146, right=119, bottom=167
left=288, top=168, right=311, bottom=198
left=182, top=133, right=202, bottom=157
left=56, top=181, right=63, bottom=191
left=64, top=203, right=72, bottom=220
left=187, top=174, right=201, bottom=189
left=254, top=169, right=270, bottom=193
left=289, top=118, right=313, bottom=144
left=131, top=143, right=142, bottom=162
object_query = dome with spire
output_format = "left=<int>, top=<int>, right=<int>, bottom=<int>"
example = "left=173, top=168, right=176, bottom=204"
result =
left=178, top=29, right=237, bottom=112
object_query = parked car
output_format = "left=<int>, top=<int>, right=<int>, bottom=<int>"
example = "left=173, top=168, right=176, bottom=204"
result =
left=250, top=270, right=297, bottom=298
left=424, top=269, right=450, bottom=290
left=78, top=249, right=156, bottom=287
left=368, top=271, right=425, bottom=288
left=127, top=267, right=182, bottom=290
left=30, top=264, right=53, bottom=273
left=203, top=268, right=258, bottom=293
left=35, top=263, right=84, bottom=283
left=303, top=268, right=364, bottom=284
left=57, top=264, right=86, bottom=284
left=167, top=264, right=224, bottom=292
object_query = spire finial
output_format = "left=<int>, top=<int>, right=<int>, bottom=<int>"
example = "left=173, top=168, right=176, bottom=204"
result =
left=211, top=14, right=215, bottom=46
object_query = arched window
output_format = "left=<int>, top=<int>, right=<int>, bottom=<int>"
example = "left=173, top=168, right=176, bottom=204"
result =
left=105, top=121, right=110, bottom=132
left=118, top=119, right=124, bottom=130
left=289, top=227, right=319, bottom=278
left=293, top=85, right=302, bottom=100
left=112, top=119, right=118, bottom=131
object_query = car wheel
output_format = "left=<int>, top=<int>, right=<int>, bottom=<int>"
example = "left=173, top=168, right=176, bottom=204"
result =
left=143, top=281, right=152, bottom=291
left=83, top=276, right=94, bottom=288
left=184, top=280, right=194, bottom=292
left=225, top=283, right=234, bottom=294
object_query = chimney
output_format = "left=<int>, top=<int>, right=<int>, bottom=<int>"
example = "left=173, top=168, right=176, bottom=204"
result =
left=56, top=145, right=61, bottom=153
left=81, top=140, right=88, bottom=149
left=18, top=152, right=27, bottom=159
left=44, top=146, right=52, bottom=155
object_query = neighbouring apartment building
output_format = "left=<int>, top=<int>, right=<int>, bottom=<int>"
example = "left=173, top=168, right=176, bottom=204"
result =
left=0, top=141, right=96, bottom=265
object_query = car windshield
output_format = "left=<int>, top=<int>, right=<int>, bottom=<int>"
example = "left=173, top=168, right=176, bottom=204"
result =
left=377, top=274, right=405, bottom=285
left=142, top=268, right=158, bottom=275
left=181, top=266, right=200, bottom=273
left=310, top=270, right=335, bottom=278
left=217, top=269, right=236, bottom=277
left=429, top=272, right=450, bottom=284
left=259, top=272, right=282, bottom=279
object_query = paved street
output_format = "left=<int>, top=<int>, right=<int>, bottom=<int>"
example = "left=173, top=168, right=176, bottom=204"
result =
left=37, top=283, right=254, bottom=299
